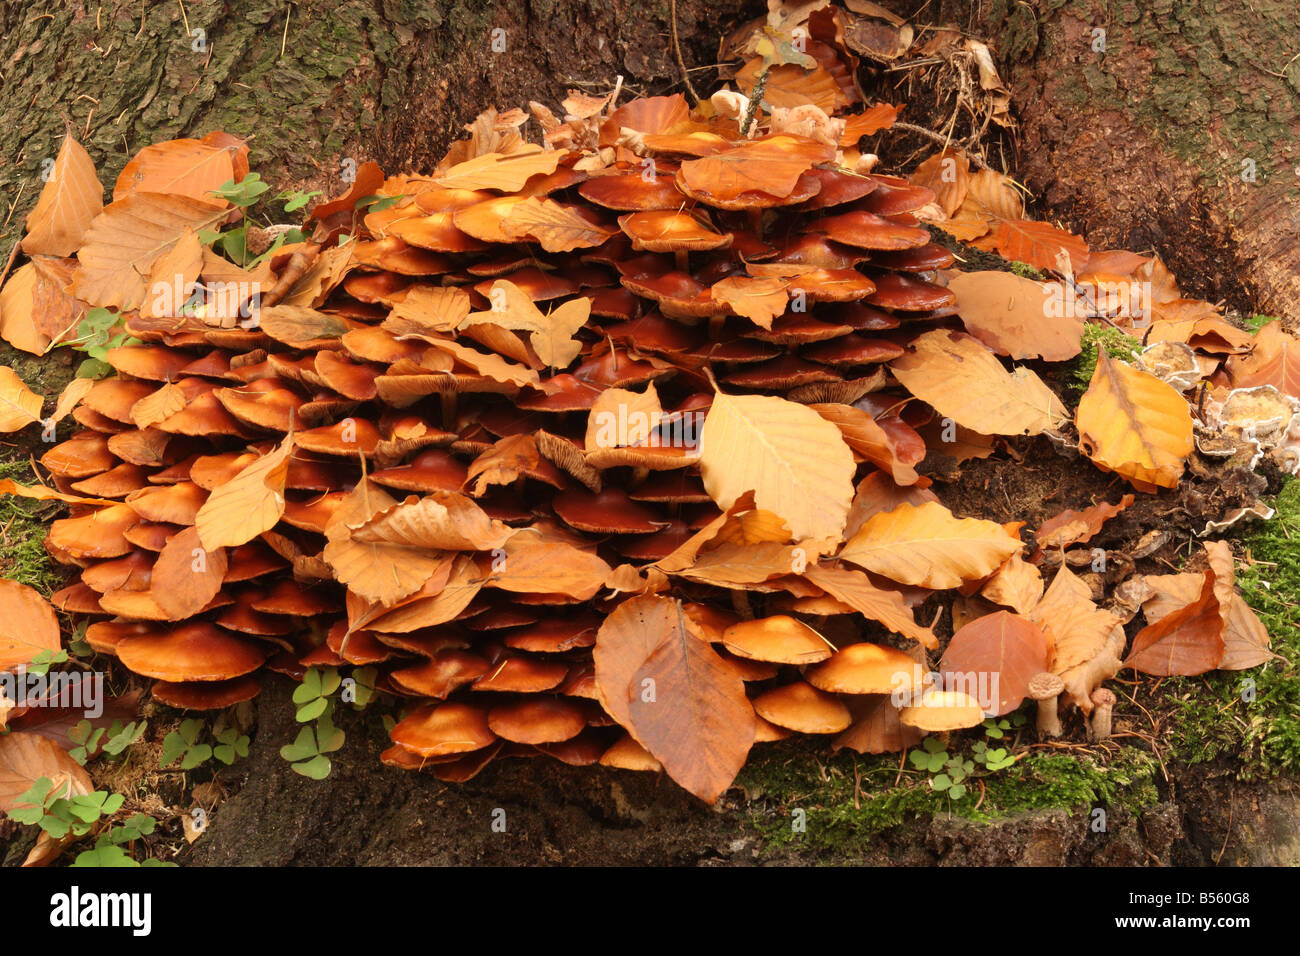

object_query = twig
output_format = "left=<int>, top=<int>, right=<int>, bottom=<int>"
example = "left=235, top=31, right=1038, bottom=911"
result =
left=740, top=68, right=767, bottom=137
left=668, top=0, right=699, bottom=105
left=0, top=238, right=20, bottom=293
left=892, top=121, right=993, bottom=170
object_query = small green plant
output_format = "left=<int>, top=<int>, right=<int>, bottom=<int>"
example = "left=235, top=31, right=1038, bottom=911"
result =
left=1244, top=313, right=1278, bottom=332
left=343, top=666, right=378, bottom=710
left=197, top=174, right=312, bottom=268
left=9, top=778, right=122, bottom=839
left=63, top=307, right=142, bottom=379
left=213, top=727, right=250, bottom=765
left=72, top=813, right=174, bottom=867
left=68, top=718, right=147, bottom=766
left=281, top=668, right=347, bottom=778
left=67, top=622, right=93, bottom=659
left=280, top=709, right=344, bottom=779
left=161, top=718, right=213, bottom=770
left=24, top=648, right=69, bottom=677
left=1070, top=321, right=1142, bottom=391
left=293, top=667, right=341, bottom=721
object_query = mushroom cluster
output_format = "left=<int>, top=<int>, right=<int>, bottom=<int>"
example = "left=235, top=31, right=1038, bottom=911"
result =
left=17, top=86, right=984, bottom=785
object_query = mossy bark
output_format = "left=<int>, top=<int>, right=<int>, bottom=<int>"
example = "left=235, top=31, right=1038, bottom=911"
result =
left=0, top=0, right=757, bottom=250
left=981, top=0, right=1300, bottom=319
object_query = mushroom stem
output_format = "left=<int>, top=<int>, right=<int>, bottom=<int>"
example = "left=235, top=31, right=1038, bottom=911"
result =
left=675, top=250, right=689, bottom=273
left=440, top=390, right=458, bottom=431
left=708, top=313, right=725, bottom=341
left=1089, top=688, right=1116, bottom=741
left=1036, top=695, right=1062, bottom=739
left=730, top=589, right=755, bottom=621
left=747, top=207, right=764, bottom=240
left=629, top=466, right=649, bottom=489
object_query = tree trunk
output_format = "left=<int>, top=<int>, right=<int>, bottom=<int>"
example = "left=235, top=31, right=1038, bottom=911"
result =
left=984, top=0, right=1300, bottom=319
left=0, top=0, right=758, bottom=252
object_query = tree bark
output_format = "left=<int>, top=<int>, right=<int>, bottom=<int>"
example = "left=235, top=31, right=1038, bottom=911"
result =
left=982, top=0, right=1300, bottom=319
left=0, top=0, right=758, bottom=252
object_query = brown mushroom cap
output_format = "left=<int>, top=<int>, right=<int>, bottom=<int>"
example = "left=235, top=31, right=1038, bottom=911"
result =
left=898, top=690, right=987, bottom=732
left=814, top=210, right=932, bottom=251
left=553, top=487, right=671, bottom=534
left=151, top=675, right=262, bottom=710
left=869, top=243, right=956, bottom=272
left=390, top=702, right=496, bottom=757
left=471, top=656, right=570, bottom=693
left=753, top=681, right=852, bottom=735
left=722, top=615, right=832, bottom=665
left=864, top=273, right=956, bottom=311
left=1027, top=672, right=1066, bottom=701
left=806, top=642, right=920, bottom=696
left=503, top=616, right=600, bottom=653
left=599, top=734, right=662, bottom=771
left=390, top=650, right=492, bottom=698
left=117, top=622, right=266, bottom=682
left=579, top=171, right=685, bottom=211
left=618, top=210, right=732, bottom=253
left=487, top=696, right=588, bottom=744
left=802, top=334, right=905, bottom=367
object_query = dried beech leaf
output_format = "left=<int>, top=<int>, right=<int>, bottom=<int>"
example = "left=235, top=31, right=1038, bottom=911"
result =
left=947, top=271, right=1084, bottom=361
left=1126, top=571, right=1224, bottom=676
left=803, top=563, right=937, bottom=648
left=150, top=525, right=228, bottom=620
left=939, top=610, right=1050, bottom=716
left=0, top=580, right=61, bottom=671
left=73, top=192, right=228, bottom=310
left=840, top=501, right=1022, bottom=589
left=594, top=595, right=755, bottom=803
left=1076, top=350, right=1193, bottom=490
left=891, top=330, right=1067, bottom=436
left=195, top=434, right=295, bottom=550
left=23, top=134, right=104, bottom=257
left=0, top=368, right=44, bottom=434
left=699, top=391, right=855, bottom=542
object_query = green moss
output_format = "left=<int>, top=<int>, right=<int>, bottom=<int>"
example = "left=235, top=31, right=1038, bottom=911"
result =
left=0, top=460, right=64, bottom=596
left=1162, top=480, right=1300, bottom=777
left=1069, top=321, right=1142, bottom=392
left=742, top=737, right=1160, bottom=855
left=1009, top=260, right=1046, bottom=281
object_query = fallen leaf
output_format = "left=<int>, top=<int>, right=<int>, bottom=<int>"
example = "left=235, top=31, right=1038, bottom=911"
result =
left=0, top=367, right=44, bottom=434
left=0, top=732, right=92, bottom=813
left=803, top=563, right=937, bottom=648
left=1076, top=349, right=1193, bottom=490
left=150, top=526, right=228, bottom=620
left=939, top=610, right=1050, bottom=716
left=113, top=136, right=243, bottom=203
left=981, top=552, right=1044, bottom=613
left=72, top=192, right=228, bottom=310
left=840, top=501, right=1022, bottom=589
left=1126, top=570, right=1224, bottom=675
left=699, top=391, right=855, bottom=541
left=977, top=219, right=1089, bottom=273
left=434, top=145, right=564, bottom=192
left=130, top=382, right=188, bottom=429
left=594, top=595, right=755, bottom=803
left=461, top=279, right=590, bottom=369
left=947, top=271, right=1084, bottom=361
left=0, top=580, right=61, bottom=671
left=585, top=384, right=662, bottom=449
left=195, top=434, right=294, bottom=550
left=679, top=135, right=834, bottom=201
left=891, top=330, right=1067, bottom=436
left=1033, top=494, right=1135, bottom=554
left=709, top=276, right=789, bottom=329
left=809, top=402, right=922, bottom=485
left=486, top=532, right=611, bottom=600
left=23, top=134, right=104, bottom=257
left=501, top=197, right=616, bottom=251
left=832, top=694, right=922, bottom=753
left=1226, top=321, right=1300, bottom=399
